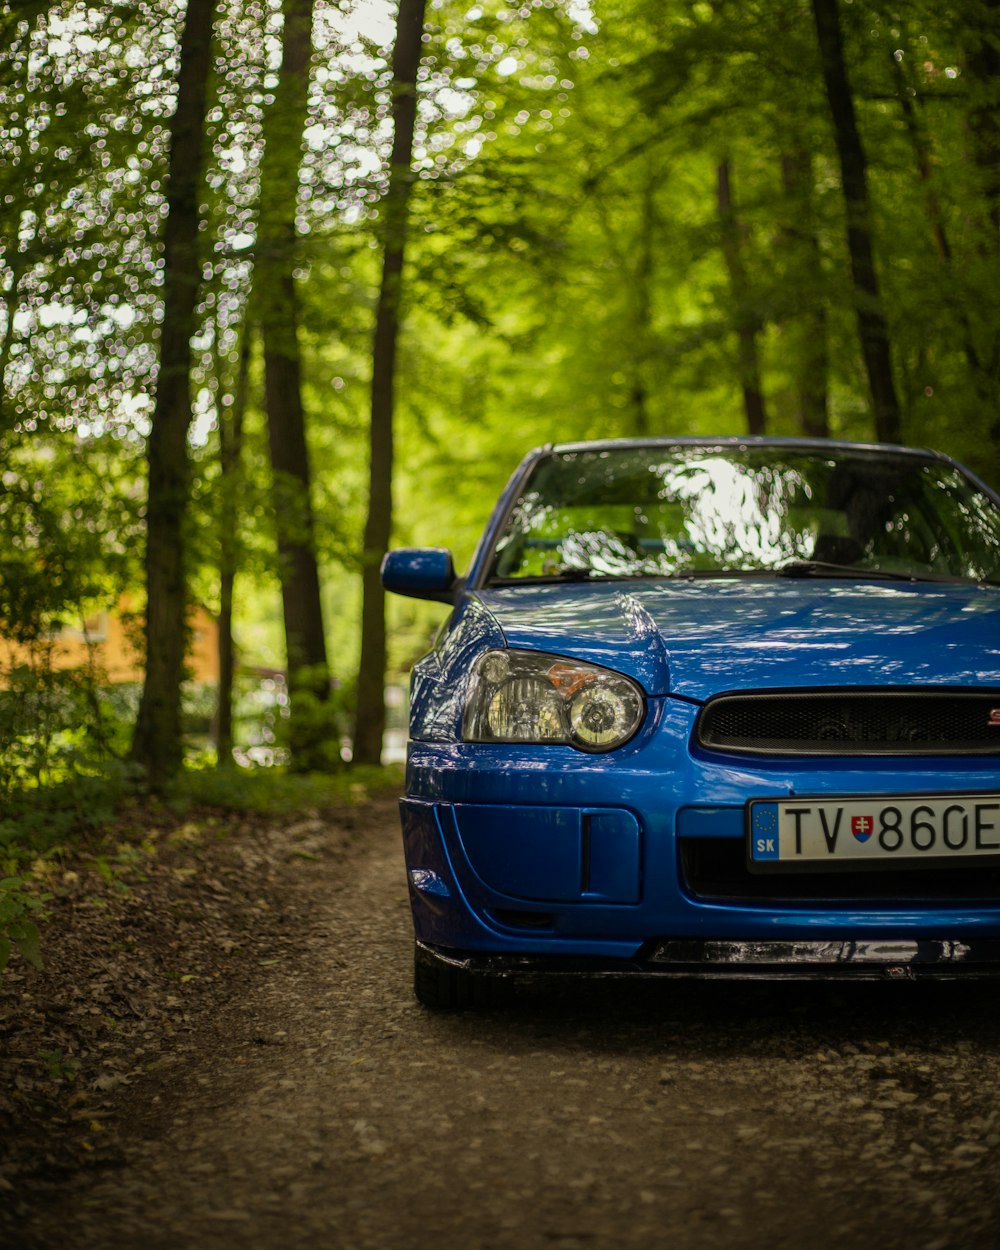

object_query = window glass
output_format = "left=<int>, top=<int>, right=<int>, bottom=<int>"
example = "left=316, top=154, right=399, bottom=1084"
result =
left=488, top=446, right=1000, bottom=583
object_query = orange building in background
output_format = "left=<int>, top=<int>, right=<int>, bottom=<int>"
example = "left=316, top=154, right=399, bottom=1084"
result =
left=0, top=597, right=220, bottom=686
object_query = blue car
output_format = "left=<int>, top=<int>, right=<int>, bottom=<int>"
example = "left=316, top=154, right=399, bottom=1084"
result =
left=383, top=438, right=1000, bottom=1007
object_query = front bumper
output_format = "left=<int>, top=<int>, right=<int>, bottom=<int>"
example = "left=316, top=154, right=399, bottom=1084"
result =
left=402, top=734, right=1000, bottom=963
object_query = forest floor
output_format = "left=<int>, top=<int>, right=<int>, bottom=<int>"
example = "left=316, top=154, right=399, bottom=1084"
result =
left=0, top=783, right=400, bottom=1246
left=2, top=785, right=1000, bottom=1250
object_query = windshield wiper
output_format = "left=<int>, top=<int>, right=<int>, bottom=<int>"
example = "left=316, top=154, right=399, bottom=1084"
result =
left=775, top=560, right=941, bottom=582
left=487, top=568, right=603, bottom=586
left=489, top=566, right=776, bottom=585
left=776, top=560, right=902, bottom=580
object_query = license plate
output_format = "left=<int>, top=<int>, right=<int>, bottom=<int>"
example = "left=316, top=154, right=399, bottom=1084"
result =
left=747, top=793, right=1000, bottom=872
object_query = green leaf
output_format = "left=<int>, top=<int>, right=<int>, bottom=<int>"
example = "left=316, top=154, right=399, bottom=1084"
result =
left=0, top=937, right=9, bottom=973
left=8, top=919, right=43, bottom=970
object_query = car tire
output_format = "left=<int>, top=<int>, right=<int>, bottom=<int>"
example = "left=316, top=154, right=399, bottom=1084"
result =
left=413, top=945, right=512, bottom=1010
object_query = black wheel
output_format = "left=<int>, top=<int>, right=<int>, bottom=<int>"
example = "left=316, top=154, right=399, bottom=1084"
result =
left=413, top=945, right=512, bottom=1010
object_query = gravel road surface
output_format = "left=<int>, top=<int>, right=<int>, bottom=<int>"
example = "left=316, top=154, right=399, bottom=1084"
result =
left=8, top=800, right=1000, bottom=1250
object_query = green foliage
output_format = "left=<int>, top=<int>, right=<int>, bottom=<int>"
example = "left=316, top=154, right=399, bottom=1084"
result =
left=0, top=418, right=141, bottom=795
left=0, top=0, right=997, bottom=795
left=0, top=876, right=50, bottom=974
left=0, top=1, right=174, bottom=435
left=173, top=762, right=404, bottom=814
left=0, top=660, right=104, bottom=794
left=37, top=1050, right=81, bottom=1083
left=0, top=769, right=132, bottom=872
left=278, top=664, right=351, bottom=773
left=89, top=838, right=156, bottom=897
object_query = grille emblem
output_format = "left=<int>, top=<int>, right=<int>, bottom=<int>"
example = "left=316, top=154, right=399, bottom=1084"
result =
left=990, top=709, right=1000, bottom=727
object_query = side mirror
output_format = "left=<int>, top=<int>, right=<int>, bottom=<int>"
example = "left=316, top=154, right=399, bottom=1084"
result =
left=381, top=548, right=459, bottom=603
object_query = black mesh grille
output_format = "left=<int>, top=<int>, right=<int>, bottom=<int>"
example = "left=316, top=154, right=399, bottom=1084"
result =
left=697, top=690, right=1000, bottom=756
left=680, top=838, right=1000, bottom=905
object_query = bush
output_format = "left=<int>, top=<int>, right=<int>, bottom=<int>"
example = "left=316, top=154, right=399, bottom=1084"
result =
left=173, top=761, right=403, bottom=813
left=0, top=876, right=48, bottom=973
left=0, top=648, right=126, bottom=798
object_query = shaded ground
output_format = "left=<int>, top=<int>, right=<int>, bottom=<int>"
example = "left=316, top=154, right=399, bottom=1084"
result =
left=2, top=792, right=1000, bottom=1250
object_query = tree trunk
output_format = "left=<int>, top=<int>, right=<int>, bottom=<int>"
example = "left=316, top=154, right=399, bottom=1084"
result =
left=256, top=0, right=333, bottom=772
left=779, top=149, right=829, bottom=439
left=811, top=0, right=901, bottom=444
left=353, top=0, right=427, bottom=766
left=586, top=155, right=658, bottom=437
left=889, top=36, right=992, bottom=384
left=965, top=0, right=1000, bottom=239
left=131, top=0, right=215, bottom=787
left=888, top=46, right=952, bottom=268
left=963, top=0, right=1000, bottom=486
left=216, top=333, right=249, bottom=767
left=628, top=168, right=656, bottom=437
left=0, top=258, right=22, bottom=434
left=716, top=158, right=767, bottom=436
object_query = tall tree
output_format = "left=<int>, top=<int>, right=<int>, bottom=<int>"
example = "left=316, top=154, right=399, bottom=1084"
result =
left=965, top=0, right=1000, bottom=238
left=717, top=157, right=767, bottom=435
left=888, top=40, right=952, bottom=269
left=779, top=148, right=829, bottom=439
left=353, top=0, right=428, bottom=766
left=962, top=0, right=1000, bottom=485
left=886, top=26, right=992, bottom=417
left=215, top=333, right=249, bottom=767
left=811, top=0, right=901, bottom=444
left=131, top=0, right=216, bottom=785
left=255, top=0, right=333, bottom=771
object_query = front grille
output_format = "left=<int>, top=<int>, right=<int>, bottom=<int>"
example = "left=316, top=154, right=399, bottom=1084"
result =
left=680, top=837, right=1000, bottom=905
left=697, top=689, right=1000, bottom=756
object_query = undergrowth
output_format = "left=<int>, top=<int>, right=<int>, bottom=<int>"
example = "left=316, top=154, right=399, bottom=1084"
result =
left=171, top=763, right=405, bottom=814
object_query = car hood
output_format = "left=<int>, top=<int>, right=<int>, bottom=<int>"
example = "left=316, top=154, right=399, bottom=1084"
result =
left=474, top=579, right=1000, bottom=699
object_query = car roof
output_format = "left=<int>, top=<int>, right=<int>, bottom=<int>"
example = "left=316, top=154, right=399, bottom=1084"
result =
left=544, top=435, right=946, bottom=461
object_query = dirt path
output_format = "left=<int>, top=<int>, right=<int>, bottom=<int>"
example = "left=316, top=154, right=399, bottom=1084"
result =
left=5, top=798, right=1000, bottom=1250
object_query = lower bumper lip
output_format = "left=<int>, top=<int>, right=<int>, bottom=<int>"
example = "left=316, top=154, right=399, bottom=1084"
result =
left=417, top=938, right=1000, bottom=982
left=649, top=937, right=980, bottom=971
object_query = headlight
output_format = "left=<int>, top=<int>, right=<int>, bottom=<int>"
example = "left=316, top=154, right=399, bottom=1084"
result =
left=462, top=650, right=645, bottom=752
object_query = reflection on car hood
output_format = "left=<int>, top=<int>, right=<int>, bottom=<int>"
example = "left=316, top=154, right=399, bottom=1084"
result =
left=474, top=579, right=1000, bottom=699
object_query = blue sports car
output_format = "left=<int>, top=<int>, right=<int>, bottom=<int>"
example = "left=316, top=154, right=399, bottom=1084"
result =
left=382, top=438, right=1000, bottom=1007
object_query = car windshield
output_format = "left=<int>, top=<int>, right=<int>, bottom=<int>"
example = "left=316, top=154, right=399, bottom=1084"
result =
left=487, top=444, right=1000, bottom=585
